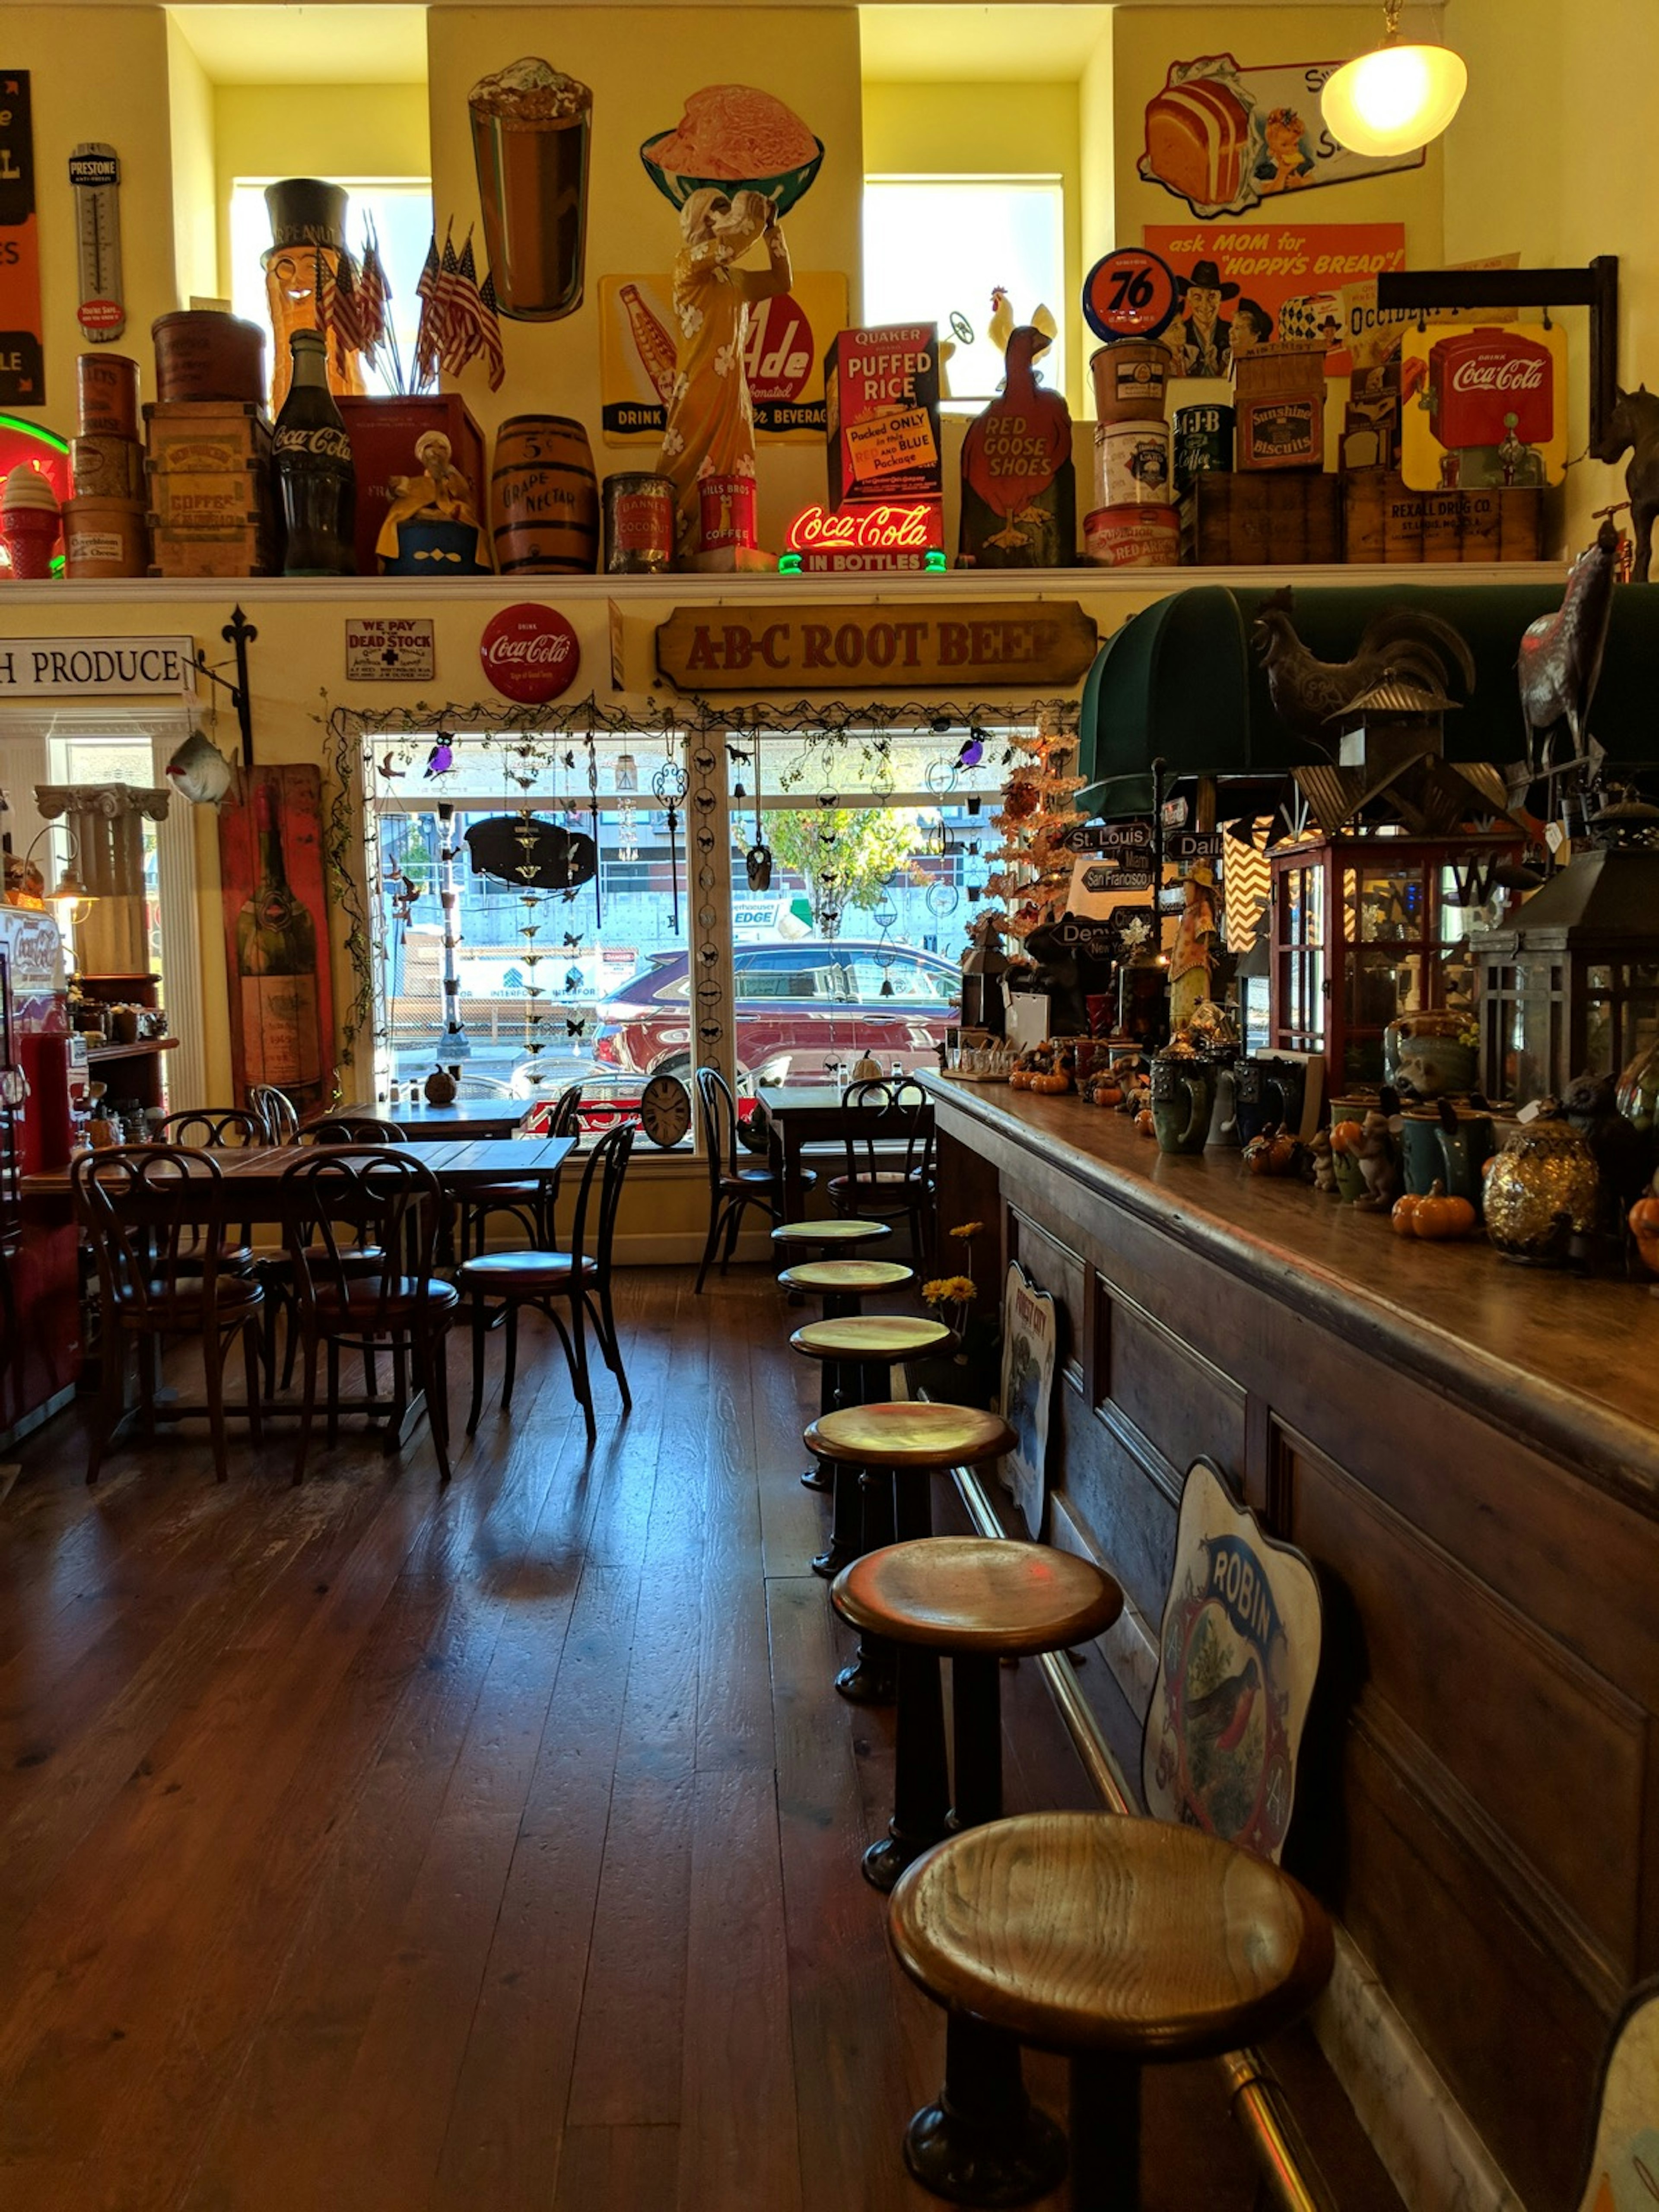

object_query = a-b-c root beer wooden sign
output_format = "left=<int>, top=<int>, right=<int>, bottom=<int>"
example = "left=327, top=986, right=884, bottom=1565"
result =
left=655, top=599, right=1096, bottom=690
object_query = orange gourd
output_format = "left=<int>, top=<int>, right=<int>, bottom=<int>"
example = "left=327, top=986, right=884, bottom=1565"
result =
left=1135, top=1108, right=1155, bottom=1137
left=1391, top=1194, right=1421, bottom=1236
left=1331, top=1119, right=1365, bottom=1156
left=1629, top=1195, right=1659, bottom=1241
left=1093, top=1081, right=1123, bottom=1108
left=1411, top=1180, right=1477, bottom=1240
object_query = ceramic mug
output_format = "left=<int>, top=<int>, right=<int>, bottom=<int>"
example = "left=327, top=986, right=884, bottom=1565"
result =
left=1150, top=1055, right=1213, bottom=1155
left=1234, top=1055, right=1304, bottom=1145
left=1206, top=1065, right=1239, bottom=1147
left=1401, top=1109, right=1494, bottom=1201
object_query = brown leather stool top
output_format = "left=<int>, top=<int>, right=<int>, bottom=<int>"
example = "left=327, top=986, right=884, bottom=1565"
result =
left=805, top=1400, right=1014, bottom=1468
left=890, top=1812, right=1334, bottom=2059
left=789, top=1314, right=953, bottom=1363
left=834, top=1536, right=1122, bottom=1655
left=776, top=1258, right=915, bottom=1295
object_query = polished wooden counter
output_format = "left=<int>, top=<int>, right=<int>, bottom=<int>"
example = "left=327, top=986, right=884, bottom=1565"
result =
left=923, top=1073, right=1659, bottom=2212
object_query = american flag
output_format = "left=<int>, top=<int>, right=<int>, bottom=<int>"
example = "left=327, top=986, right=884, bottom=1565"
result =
left=357, top=225, right=390, bottom=362
left=413, top=232, right=442, bottom=385
left=443, top=232, right=484, bottom=376
left=477, top=269, right=506, bottom=392
left=329, top=248, right=367, bottom=370
left=432, top=229, right=467, bottom=370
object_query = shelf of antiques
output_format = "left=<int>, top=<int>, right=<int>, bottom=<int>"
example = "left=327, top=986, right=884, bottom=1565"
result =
left=921, top=1067, right=1659, bottom=2212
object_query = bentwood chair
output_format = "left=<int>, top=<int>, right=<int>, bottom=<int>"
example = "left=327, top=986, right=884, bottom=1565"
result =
left=72, top=1145, right=265, bottom=1485
left=280, top=1147, right=458, bottom=1483
left=826, top=1078, right=935, bottom=1256
left=694, top=1065, right=812, bottom=1293
left=456, top=1083, right=585, bottom=1259
left=461, top=1122, right=634, bottom=1445
left=309, top=1116, right=405, bottom=1143
left=248, top=1084, right=300, bottom=1146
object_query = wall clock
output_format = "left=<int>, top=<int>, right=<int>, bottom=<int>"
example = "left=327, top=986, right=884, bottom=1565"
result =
left=639, top=1072, right=691, bottom=1147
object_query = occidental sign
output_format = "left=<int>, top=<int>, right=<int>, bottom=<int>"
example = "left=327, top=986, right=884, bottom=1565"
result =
left=655, top=599, right=1097, bottom=691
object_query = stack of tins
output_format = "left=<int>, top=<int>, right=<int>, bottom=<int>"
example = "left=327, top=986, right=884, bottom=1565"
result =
left=145, top=313, right=275, bottom=578
left=64, top=355, right=148, bottom=578
left=490, top=416, right=600, bottom=574
left=1086, top=340, right=1177, bottom=566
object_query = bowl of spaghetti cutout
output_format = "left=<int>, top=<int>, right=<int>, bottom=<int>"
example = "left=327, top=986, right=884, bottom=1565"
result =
left=640, top=83, right=823, bottom=216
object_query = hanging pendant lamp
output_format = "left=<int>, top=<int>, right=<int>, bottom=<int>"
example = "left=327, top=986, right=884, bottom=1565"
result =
left=1321, top=0, right=1467, bottom=159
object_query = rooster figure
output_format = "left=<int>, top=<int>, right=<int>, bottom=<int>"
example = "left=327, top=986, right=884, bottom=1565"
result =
left=988, top=286, right=1058, bottom=358
left=1252, top=588, right=1477, bottom=745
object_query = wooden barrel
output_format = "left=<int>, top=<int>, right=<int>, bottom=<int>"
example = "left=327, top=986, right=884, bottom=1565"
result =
left=151, top=313, right=267, bottom=404
left=491, top=415, right=598, bottom=575
left=1421, top=489, right=1462, bottom=564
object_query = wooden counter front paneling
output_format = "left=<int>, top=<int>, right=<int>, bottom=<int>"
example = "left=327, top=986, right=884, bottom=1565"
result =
left=923, top=1075, right=1659, bottom=2211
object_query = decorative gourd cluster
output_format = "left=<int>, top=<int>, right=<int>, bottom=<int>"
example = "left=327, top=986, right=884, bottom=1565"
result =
left=1008, top=1040, right=1076, bottom=1095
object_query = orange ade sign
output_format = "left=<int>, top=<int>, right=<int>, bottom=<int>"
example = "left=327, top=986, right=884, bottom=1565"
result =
left=654, top=600, right=1097, bottom=690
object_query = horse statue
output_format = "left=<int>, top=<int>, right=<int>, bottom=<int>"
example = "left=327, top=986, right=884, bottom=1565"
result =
left=1517, top=518, right=1620, bottom=789
left=1597, top=385, right=1659, bottom=580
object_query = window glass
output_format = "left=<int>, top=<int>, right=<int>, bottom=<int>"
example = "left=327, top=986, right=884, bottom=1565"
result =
left=862, top=179, right=1065, bottom=405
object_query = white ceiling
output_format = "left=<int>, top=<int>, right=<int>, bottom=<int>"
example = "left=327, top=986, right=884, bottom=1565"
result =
left=167, top=6, right=428, bottom=86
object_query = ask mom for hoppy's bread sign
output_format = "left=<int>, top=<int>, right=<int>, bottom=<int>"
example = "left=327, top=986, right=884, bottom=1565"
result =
left=654, top=600, right=1097, bottom=690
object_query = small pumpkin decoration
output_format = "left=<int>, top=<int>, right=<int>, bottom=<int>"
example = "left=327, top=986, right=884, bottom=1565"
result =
left=1244, top=1127, right=1299, bottom=1177
left=1409, top=1180, right=1478, bottom=1240
left=1093, top=1080, right=1123, bottom=1109
left=1030, top=1067, right=1071, bottom=1096
left=1391, top=1193, right=1422, bottom=1236
left=1630, top=1192, right=1659, bottom=1241
left=1135, top=1107, right=1156, bottom=1137
left=1330, top=1119, right=1366, bottom=1156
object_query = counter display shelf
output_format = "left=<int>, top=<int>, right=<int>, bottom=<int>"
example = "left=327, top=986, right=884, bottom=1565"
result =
left=922, top=1072, right=1659, bottom=2212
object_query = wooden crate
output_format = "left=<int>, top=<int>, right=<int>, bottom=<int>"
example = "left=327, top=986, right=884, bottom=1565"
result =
left=1180, top=470, right=1340, bottom=565
left=337, top=393, right=486, bottom=577
left=144, top=400, right=276, bottom=576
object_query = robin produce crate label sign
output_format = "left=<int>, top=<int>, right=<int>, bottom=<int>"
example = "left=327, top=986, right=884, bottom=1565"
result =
left=0, top=73, right=44, bottom=406
left=1143, top=1459, right=1321, bottom=1862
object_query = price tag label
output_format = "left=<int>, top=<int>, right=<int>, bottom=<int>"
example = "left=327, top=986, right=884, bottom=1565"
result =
left=1082, top=249, right=1179, bottom=344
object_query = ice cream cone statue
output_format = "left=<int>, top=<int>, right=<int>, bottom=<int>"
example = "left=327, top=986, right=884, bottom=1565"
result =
left=657, top=187, right=791, bottom=563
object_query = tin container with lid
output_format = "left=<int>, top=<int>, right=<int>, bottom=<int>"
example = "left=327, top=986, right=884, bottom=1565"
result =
left=1084, top=504, right=1179, bottom=568
left=1172, top=402, right=1233, bottom=495
left=76, top=352, right=140, bottom=439
left=1090, top=339, right=1171, bottom=423
left=1094, top=419, right=1172, bottom=506
left=603, top=471, right=675, bottom=574
left=151, top=312, right=267, bottom=406
left=62, top=497, right=148, bottom=578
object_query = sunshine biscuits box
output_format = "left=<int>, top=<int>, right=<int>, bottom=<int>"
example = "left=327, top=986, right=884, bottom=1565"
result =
left=824, top=324, right=942, bottom=508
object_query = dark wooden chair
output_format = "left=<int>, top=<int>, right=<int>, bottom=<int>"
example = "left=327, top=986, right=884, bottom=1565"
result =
left=694, top=1066, right=812, bottom=1293
left=309, top=1116, right=405, bottom=1143
left=279, top=1147, right=457, bottom=1484
left=248, top=1084, right=300, bottom=1146
left=834, top=1536, right=1122, bottom=1889
left=888, top=1815, right=1334, bottom=2209
left=156, top=1108, right=266, bottom=1149
left=456, top=1084, right=584, bottom=1259
left=826, top=1078, right=935, bottom=1255
left=460, top=1122, right=634, bottom=1445
left=72, top=1145, right=265, bottom=1486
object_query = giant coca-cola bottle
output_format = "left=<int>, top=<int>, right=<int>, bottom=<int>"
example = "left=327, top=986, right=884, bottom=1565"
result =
left=273, top=329, right=356, bottom=575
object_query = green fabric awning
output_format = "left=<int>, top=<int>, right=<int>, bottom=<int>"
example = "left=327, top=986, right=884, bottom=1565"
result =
left=1077, top=579, right=1659, bottom=814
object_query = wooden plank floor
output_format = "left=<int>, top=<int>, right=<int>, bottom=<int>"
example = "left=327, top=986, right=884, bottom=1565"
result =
left=0, top=1265, right=1402, bottom=2212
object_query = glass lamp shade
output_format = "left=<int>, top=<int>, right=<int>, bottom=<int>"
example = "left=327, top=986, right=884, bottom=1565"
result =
left=1322, top=41, right=1467, bottom=156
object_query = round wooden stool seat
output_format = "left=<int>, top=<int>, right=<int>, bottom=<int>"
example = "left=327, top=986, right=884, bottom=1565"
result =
left=777, top=1258, right=914, bottom=1295
left=891, top=1812, right=1334, bottom=2061
left=805, top=1400, right=1015, bottom=1469
left=790, top=1314, right=952, bottom=1364
left=834, top=1538, right=1123, bottom=1655
left=771, top=1217, right=893, bottom=1247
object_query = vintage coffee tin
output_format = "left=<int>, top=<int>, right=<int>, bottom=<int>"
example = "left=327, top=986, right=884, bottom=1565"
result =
left=1084, top=503, right=1179, bottom=567
left=1094, top=420, right=1172, bottom=506
left=1089, top=339, right=1172, bottom=423
left=602, top=470, right=675, bottom=573
left=76, top=351, right=140, bottom=439
left=698, top=472, right=756, bottom=554
left=1172, top=403, right=1233, bottom=495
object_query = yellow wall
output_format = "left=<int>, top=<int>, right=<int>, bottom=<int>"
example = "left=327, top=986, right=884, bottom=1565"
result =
left=423, top=6, right=864, bottom=555
left=212, top=82, right=432, bottom=305
left=1110, top=4, right=1447, bottom=258
left=0, top=5, right=181, bottom=425
left=862, top=80, right=1084, bottom=414
left=1077, top=19, right=1115, bottom=283
left=168, top=15, right=219, bottom=305
left=1443, top=0, right=1656, bottom=545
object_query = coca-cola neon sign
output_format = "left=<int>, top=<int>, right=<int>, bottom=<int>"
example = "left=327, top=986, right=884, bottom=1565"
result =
left=479, top=602, right=581, bottom=704
left=780, top=501, right=946, bottom=574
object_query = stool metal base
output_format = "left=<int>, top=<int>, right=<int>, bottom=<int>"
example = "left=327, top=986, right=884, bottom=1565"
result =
left=801, top=1462, right=832, bottom=1491
left=834, top=1648, right=896, bottom=1703
left=812, top=1540, right=858, bottom=1579
left=861, top=1831, right=919, bottom=1892
left=904, top=2018, right=1067, bottom=2208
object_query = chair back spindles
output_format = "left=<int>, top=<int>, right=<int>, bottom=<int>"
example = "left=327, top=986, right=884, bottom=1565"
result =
left=566, top=1122, right=634, bottom=1286
left=73, top=1145, right=227, bottom=1325
left=309, top=1116, right=405, bottom=1144
left=280, top=1148, right=438, bottom=1338
left=248, top=1085, right=300, bottom=1146
left=156, top=1108, right=266, bottom=1150
left=840, top=1077, right=931, bottom=1190
left=695, top=1065, right=741, bottom=1182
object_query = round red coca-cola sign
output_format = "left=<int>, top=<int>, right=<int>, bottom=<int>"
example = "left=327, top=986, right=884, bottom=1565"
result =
left=480, top=603, right=581, bottom=703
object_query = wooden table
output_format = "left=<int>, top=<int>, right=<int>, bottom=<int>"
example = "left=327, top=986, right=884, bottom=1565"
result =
left=26, top=1136, right=575, bottom=1212
left=309, top=1096, right=533, bottom=1141
left=755, top=1084, right=934, bottom=1224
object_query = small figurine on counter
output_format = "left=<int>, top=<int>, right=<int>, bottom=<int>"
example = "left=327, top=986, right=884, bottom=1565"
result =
left=1309, top=1127, right=1338, bottom=1195
left=1352, top=1103, right=1403, bottom=1211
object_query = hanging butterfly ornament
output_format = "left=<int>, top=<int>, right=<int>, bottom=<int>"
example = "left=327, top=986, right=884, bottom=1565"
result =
left=652, top=755, right=688, bottom=931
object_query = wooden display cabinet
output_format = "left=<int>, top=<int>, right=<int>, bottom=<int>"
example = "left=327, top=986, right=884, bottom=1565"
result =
left=76, top=973, right=175, bottom=1116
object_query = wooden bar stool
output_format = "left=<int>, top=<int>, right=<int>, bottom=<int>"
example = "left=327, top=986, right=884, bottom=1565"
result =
left=771, top=1216, right=894, bottom=1262
left=888, top=1813, right=1335, bottom=2209
left=801, top=1402, right=1015, bottom=1707
left=833, top=1538, right=1123, bottom=1891
left=777, top=1256, right=915, bottom=1493
left=790, top=1315, right=953, bottom=1583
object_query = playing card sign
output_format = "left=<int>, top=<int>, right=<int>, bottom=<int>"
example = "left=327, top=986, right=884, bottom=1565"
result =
left=0, top=73, right=44, bottom=406
left=1143, top=1459, right=1322, bottom=1863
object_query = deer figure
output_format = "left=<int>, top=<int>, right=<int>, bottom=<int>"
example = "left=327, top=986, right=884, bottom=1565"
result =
left=1598, top=384, right=1659, bottom=581
left=1518, top=519, right=1620, bottom=786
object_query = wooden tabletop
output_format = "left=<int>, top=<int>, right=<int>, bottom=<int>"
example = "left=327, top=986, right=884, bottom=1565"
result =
left=313, top=1097, right=532, bottom=1140
left=924, top=1073, right=1659, bottom=1520
left=759, top=1085, right=933, bottom=1123
left=26, top=1135, right=574, bottom=1205
left=833, top=1535, right=1123, bottom=1654
left=888, top=1810, right=1334, bottom=2059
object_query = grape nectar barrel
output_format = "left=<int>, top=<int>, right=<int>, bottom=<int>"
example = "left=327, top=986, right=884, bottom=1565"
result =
left=490, top=414, right=598, bottom=574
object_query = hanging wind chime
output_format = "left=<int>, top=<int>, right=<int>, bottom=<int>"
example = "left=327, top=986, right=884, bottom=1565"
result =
left=747, top=740, right=772, bottom=891
left=653, top=756, right=687, bottom=931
